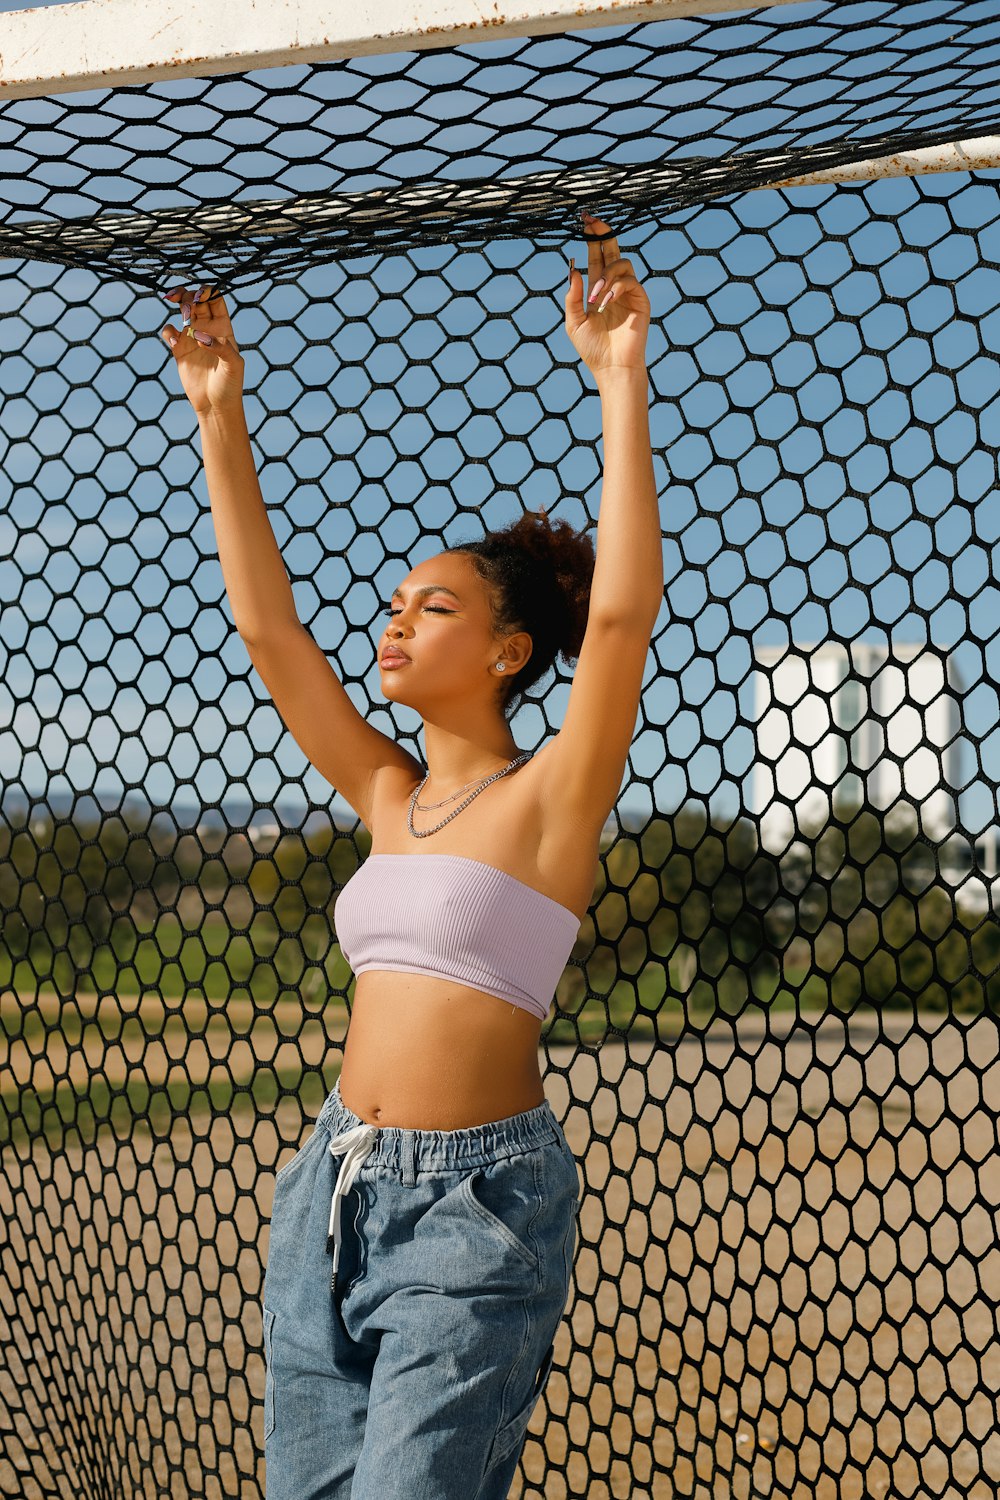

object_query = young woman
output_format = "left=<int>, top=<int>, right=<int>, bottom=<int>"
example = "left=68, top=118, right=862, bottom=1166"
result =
left=160, top=214, right=660, bottom=1499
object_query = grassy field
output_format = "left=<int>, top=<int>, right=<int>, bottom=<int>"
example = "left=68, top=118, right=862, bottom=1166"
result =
left=0, top=964, right=833, bottom=1151
left=2, top=1015, right=998, bottom=1498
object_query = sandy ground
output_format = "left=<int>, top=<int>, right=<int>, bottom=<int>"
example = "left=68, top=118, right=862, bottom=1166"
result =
left=2, top=1011, right=999, bottom=1499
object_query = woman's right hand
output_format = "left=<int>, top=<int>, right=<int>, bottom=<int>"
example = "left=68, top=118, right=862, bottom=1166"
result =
left=160, top=284, right=245, bottom=417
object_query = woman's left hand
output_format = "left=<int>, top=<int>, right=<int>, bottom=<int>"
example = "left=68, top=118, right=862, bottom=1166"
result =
left=565, top=214, right=650, bottom=378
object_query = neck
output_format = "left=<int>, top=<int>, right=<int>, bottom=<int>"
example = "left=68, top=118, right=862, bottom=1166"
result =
left=420, top=714, right=521, bottom=793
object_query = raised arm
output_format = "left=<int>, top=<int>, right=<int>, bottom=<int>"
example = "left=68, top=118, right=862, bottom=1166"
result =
left=160, top=286, right=418, bottom=827
left=535, top=217, right=662, bottom=830
left=575, top=241, right=660, bottom=630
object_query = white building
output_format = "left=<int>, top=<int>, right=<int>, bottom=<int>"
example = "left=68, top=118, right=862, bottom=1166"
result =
left=750, top=641, right=963, bottom=851
left=748, top=640, right=1000, bottom=913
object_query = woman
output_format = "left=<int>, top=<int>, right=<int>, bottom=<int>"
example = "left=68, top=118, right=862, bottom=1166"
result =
left=160, top=214, right=660, bottom=1499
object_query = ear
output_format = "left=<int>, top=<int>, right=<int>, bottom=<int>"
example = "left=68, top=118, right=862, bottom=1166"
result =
left=495, top=629, right=533, bottom=676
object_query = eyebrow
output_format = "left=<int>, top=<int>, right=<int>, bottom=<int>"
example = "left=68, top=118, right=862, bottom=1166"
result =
left=391, top=584, right=462, bottom=602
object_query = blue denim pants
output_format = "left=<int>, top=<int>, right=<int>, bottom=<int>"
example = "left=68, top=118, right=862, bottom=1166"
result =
left=262, top=1077, right=579, bottom=1500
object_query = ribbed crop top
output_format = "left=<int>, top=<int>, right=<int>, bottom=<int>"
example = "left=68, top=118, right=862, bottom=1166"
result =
left=334, top=852, right=581, bottom=1022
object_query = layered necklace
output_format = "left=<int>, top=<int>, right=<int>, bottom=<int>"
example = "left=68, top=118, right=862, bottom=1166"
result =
left=407, top=750, right=534, bottom=837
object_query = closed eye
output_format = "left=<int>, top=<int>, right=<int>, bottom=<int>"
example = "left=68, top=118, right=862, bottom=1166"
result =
left=383, top=607, right=454, bottom=616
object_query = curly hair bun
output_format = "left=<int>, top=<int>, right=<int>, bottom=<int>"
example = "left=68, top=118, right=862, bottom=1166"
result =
left=499, top=508, right=595, bottom=663
left=446, top=507, right=596, bottom=720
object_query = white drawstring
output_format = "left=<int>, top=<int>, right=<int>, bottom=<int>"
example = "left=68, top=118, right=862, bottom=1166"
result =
left=326, top=1123, right=379, bottom=1289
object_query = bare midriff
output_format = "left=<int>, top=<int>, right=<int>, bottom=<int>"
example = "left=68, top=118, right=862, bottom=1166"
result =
left=338, top=969, right=547, bottom=1129
left=335, top=746, right=599, bottom=1131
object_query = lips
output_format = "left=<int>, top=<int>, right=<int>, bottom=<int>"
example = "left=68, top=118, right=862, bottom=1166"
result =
left=381, top=649, right=410, bottom=665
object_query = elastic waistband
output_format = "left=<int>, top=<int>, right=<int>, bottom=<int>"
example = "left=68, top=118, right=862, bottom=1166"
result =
left=316, top=1076, right=561, bottom=1170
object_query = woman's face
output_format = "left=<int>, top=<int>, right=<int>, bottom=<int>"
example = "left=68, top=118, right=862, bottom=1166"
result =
left=377, top=551, right=508, bottom=712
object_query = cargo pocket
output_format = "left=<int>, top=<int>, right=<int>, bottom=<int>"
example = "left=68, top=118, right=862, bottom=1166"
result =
left=487, top=1339, right=556, bottom=1471
left=273, top=1122, right=322, bottom=1188
left=459, top=1156, right=542, bottom=1275
left=262, top=1305, right=276, bottom=1443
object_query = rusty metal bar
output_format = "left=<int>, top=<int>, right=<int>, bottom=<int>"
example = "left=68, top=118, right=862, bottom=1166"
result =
left=0, top=0, right=803, bottom=101
left=764, top=136, right=1000, bottom=188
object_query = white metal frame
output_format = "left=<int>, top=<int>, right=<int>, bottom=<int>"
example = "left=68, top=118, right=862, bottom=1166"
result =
left=771, top=136, right=1000, bottom=189
left=1, top=1, right=996, bottom=189
left=0, top=0, right=802, bottom=101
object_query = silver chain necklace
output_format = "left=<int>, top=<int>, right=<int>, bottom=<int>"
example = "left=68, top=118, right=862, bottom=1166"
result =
left=407, top=750, right=533, bottom=837
left=414, top=769, right=499, bottom=811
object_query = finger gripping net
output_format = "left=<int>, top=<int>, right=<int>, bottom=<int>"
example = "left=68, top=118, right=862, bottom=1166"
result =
left=2, top=3, right=1000, bottom=1498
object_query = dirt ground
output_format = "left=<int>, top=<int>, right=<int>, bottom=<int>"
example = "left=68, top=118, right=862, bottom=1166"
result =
left=2, top=1011, right=999, bottom=1499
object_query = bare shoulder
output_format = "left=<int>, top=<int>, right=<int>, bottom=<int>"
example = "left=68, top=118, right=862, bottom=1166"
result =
left=526, top=738, right=611, bottom=843
left=521, top=742, right=608, bottom=913
left=365, top=753, right=424, bottom=835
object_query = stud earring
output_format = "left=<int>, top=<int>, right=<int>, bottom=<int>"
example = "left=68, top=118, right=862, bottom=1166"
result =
left=495, top=662, right=507, bottom=672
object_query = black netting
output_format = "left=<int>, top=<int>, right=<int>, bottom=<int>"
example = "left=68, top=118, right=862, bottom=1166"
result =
left=1, top=0, right=999, bottom=288
left=3, top=2, right=1000, bottom=1497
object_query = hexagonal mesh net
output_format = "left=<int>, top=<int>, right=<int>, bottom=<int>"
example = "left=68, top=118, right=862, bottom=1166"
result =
left=3, top=2, right=1000, bottom=1496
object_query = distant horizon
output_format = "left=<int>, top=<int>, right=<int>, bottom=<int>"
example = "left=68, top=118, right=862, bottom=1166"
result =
left=0, top=780, right=654, bottom=828
left=4, top=781, right=998, bottom=848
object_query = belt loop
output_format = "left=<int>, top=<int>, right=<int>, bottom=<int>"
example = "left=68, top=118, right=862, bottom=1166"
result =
left=401, top=1130, right=417, bottom=1188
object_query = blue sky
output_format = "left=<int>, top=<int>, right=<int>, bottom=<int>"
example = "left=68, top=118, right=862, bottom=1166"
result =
left=2, top=2, right=1000, bottom=844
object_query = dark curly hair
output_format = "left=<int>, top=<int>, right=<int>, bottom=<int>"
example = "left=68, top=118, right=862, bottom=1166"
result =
left=446, top=508, right=596, bottom=721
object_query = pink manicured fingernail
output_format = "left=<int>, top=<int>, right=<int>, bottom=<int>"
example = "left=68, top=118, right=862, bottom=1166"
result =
left=181, top=302, right=192, bottom=327
left=598, top=289, right=614, bottom=313
left=165, top=332, right=178, bottom=347
left=588, top=277, right=606, bottom=305
left=193, top=331, right=215, bottom=346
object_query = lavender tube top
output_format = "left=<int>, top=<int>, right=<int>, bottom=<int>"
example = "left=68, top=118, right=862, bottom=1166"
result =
left=334, top=852, right=581, bottom=1021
